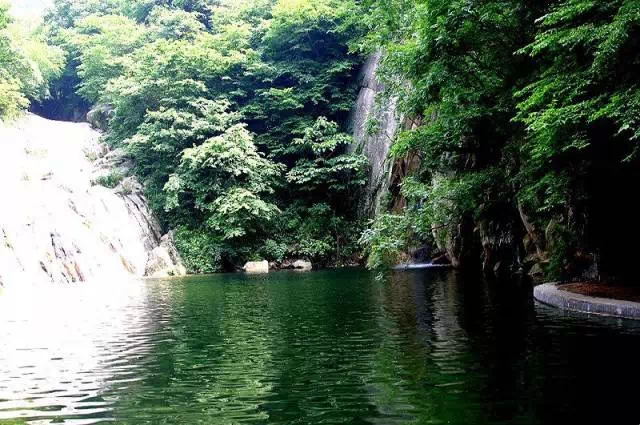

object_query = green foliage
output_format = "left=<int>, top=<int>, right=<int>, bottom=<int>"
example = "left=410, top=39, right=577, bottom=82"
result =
left=0, top=4, right=63, bottom=119
left=260, top=238, right=289, bottom=262
left=67, top=14, right=146, bottom=103
left=356, top=0, right=535, bottom=271
left=359, top=0, right=640, bottom=280
left=267, top=202, right=363, bottom=265
left=515, top=0, right=640, bottom=211
left=41, top=0, right=365, bottom=270
left=93, top=170, right=125, bottom=188
left=166, top=123, right=282, bottom=240
left=287, top=117, right=367, bottom=195
left=174, top=226, right=227, bottom=273
left=359, top=214, right=412, bottom=270
left=243, top=0, right=362, bottom=159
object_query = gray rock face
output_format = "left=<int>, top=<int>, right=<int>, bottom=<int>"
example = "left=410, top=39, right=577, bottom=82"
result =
left=0, top=114, right=185, bottom=288
left=244, top=260, right=269, bottom=274
left=348, top=51, right=400, bottom=218
left=145, top=233, right=187, bottom=278
left=86, top=104, right=114, bottom=132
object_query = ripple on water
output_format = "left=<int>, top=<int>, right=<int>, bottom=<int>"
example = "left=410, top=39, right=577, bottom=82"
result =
left=2, top=270, right=640, bottom=424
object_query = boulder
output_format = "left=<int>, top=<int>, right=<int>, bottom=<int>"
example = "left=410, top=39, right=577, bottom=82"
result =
left=144, top=231, right=187, bottom=278
left=145, top=246, right=173, bottom=278
left=244, top=260, right=269, bottom=274
left=86, top=104, right=114, bottom=132
left=528, top=262, right=545, bottom=278
left=292, top=259, right=312, bottom=271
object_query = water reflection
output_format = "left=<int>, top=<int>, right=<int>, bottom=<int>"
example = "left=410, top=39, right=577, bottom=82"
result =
left=1, top=270, right=640, bottom=424
left=0, top=282, right=161, bottom=423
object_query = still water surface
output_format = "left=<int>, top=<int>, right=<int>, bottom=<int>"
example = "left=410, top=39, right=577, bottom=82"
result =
left=1, top=269, right=640, bottom=424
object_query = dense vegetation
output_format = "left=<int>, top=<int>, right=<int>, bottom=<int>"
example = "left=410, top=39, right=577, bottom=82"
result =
left=33, top=0, right=366, bottom=272
left=2, top=0, right=638, bottom=281
left=360, top=0, right=640, bottom=282
left=0, top=2, right=63, bottom=119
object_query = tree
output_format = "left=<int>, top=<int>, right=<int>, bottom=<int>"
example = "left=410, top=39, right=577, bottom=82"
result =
left=287, top=117, right=366, bottom=199
left=40, top=0, right=365, bottom=270
left=165, top=123, right=282, bottom=240
left=516, top=0, right=640, bottom=280
left=0, top=3, right=63, bottom=120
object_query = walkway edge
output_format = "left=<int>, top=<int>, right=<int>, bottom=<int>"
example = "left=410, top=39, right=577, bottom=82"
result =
left=533, top=283, right=640, bottom=320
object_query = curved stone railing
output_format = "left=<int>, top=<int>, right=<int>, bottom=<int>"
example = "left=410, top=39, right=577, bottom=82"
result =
left=534, top=283, right=640, bottom=320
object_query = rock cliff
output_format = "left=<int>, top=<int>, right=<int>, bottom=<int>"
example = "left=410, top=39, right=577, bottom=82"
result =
left=0, top=114, right=185, bottom=288
left=348, top=51, right=400, bottom=219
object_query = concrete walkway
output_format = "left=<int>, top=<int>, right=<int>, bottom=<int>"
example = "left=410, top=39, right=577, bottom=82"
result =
left=534, top=283, right=640, bottom=320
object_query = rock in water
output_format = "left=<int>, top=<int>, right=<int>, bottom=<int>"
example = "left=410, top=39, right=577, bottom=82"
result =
left=0, top=114, right=185, bottom=288
left=244, top=261, right=269, bottom=274
left=292, top=260, right=312, bottom=271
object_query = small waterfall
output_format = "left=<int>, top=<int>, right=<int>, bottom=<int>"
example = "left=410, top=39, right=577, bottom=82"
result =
left=0, top=114, right=185, bottom=288
left=348, top=51, right=400, bottom=218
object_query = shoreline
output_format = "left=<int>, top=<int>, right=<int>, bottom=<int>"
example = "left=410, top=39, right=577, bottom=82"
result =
left=534, top=283, right=640, bottom=320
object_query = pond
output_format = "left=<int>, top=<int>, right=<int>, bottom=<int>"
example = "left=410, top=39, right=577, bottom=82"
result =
left=1, top=269, right=640, bottom=424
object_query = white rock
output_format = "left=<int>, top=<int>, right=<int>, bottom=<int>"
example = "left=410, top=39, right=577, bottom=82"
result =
left=244, top=260, right=269, bottom=274
left=0, top=114, right=185, bottom=287
left=293, top=260, right=312, bottom=271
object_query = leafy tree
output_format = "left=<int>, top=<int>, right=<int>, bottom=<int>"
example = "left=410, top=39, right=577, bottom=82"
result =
left=165, top=123, right=282, bottom=240
left=66, top=14, right=146, bottom=103
left=0, top=3, right=28, bottom=119
left=286, top=117, right=367, bottom=199
left=0, top=3, right=63, bottom=120
left=39, top=0, right=365, bottom=270
left=516, top=0, right=640, bottom=280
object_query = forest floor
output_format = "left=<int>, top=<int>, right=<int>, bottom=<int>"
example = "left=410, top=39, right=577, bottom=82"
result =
left=560, top=283, right=640, bottom=303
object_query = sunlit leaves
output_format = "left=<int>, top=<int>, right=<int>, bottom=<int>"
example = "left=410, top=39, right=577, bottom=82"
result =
left=286, top=117, right=367, bottom=194
left=167, top=123, right=282, bottom=240
left=0, top=4, right=64, bottom=119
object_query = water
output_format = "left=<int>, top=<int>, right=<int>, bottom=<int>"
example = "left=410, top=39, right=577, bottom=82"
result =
left=1, top=269, right=640, bottom=424
left=0, top=114, right=183, bottom=288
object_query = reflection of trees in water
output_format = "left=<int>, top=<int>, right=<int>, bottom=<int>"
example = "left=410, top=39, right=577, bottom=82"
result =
left=374, top=270, right=592, bottom=424
left=5, top=271, right=640, bottom=424
left=259, top=270, right=384, bottom=424
left=108, top=277, right=279, bottom=422
left=369, top=270, right=544, bottom=424
left=109, top=271, right=391, bottom=424
left=368, top=270, right=487, bottom=424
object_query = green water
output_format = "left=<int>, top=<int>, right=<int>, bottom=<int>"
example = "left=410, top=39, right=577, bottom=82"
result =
left=1, top=269, right=640, bottom=424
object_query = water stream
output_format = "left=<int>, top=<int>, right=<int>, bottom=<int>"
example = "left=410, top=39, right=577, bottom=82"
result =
left=0, top=114, right=182, bottom=287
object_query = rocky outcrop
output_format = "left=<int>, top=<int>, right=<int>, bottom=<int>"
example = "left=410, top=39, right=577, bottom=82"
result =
left=244, top=261, right=269, bottom=274
left=0, top=114, right=185, bottom=288
left=145, top=232, right=187, bottom=278
left=86, top=104, right=114, bottom=132
left=348, top=51, right=400, bottom=218
left=292, top=259, right=312, bottom=271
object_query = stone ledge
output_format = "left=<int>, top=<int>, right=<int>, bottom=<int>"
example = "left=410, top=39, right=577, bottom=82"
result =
left=534, top=283, right=640, bottom=320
